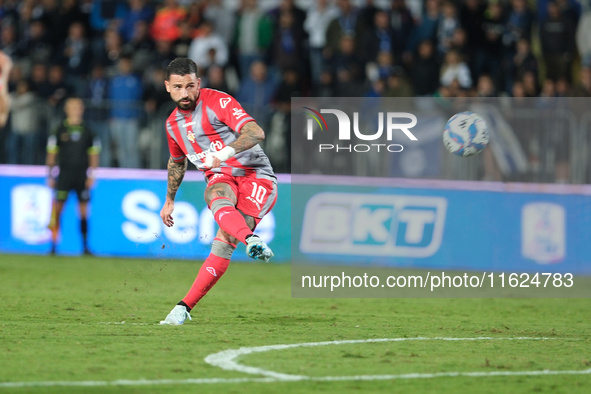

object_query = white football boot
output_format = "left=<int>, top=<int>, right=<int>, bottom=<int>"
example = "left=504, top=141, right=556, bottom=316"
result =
left=160, top=305, right=192, bottom=325
left=246, top=235, right=274, bottom=262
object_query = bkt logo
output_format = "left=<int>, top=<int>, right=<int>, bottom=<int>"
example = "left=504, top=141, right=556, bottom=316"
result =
left=303, top=107, right=418, bottom=153
left=300, top=193, right=446, bottom=257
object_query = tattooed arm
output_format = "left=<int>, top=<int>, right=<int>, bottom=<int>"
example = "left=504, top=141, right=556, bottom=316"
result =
left=160, top=156, right=188, bottom=227
left=229, top=121, right=265, bottom=153
left=205, top=121, right=265, bottom=168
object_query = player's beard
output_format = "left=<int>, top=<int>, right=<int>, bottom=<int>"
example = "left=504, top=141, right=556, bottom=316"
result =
left=176, top=97, right=196, bottom=111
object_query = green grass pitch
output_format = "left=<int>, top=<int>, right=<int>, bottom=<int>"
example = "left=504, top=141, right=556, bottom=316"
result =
left=0, top=254, right=589, bottom=393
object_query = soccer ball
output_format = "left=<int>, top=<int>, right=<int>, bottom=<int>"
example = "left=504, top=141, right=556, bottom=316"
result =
left=442, top=111, right=489, bottom=157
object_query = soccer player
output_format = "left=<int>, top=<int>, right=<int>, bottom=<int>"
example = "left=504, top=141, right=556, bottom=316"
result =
left=0, top=50, right=13, bottom=127
left=160, top=58, right=276, bottom=325
left=46, top=98, right=101, bottom=255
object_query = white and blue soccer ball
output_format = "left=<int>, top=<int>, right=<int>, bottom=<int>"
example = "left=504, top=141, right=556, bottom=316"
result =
left=442, top=111, right=489, bottom=157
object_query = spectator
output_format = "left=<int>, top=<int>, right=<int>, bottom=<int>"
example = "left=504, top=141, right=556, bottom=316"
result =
left=521, top=70, right=539, bottom=97
left=268, top=0, right=307, bottom=35
left=28, top=63, right=52, bottom=99
left=555, top=77, right=570, bottom=97
left=152, top=39, right=175, bottom=72
left=331, top=34, right=364, bottom=84
left=437, top=1, right=460, bottom=56
left=185, top=0, right=205, bottom=29
left=46, top=64, right=72, bottom=121
left=311, top=68, right=336, bottom=96
left=440, top=48, right=472, bottom=90
left=358, top=0, right=380, bottom=32
left=570, top=66, right=591, bottom=96
left=475, top=74, right=497, bottom=97
left=304, top=0, right=338, bottom=84
left=124, top=19, right=156, bottom=72
left=89, top=0, right=127, bottom=55
left=509, top=38, right=538, bottom=89
left=405, top=0, right=440, bottom=59
left=150, top=0, right=186, bottom=43
left=236, top=60, right=277, bottom=132
left=203, top=64, right=231, bottom=93
left=55, top=21, right=91, bottom=96
left=17, top=19, right=53, bottom=65
left=142, top=67, right=169, bottom=117
left=6, top=79, right=40, bottom=165
left=576, top=4, right=591, bottom=66
left=385, top=68, right=413, bottom=97
left=334, top=67, right=366, bottom=96
left=502, top=0, right=533, bottom=93
left=188, top=20, right=228, bottom=71
left=172, top=20, right=195, bottom=58
left=366, top=50, right=396, bottom=82
left=49, top=0, right=88, bottom=44
left=232, top=0, right=273, bottom=80
left=270, top=68, right=302, bottom=173
left=119, top=0, right=154, bottom=42
left=108, top=55, right=142, bottom=168
left=540, top=1, right=576, bottom=82
left=202, top=0, right=235, bottom=45
left=0, top=24, right=22, bottom=60
left=269, top=10, right=307, bottom=75
left=478, top=1, right=505, bottom=89
left=390, top=0, right=414, bottom=59
left=95, top=27, right=125, bottom=75
left=409, top=39, right=441, bottom=96
left=511, top=80, right=526, bottom=97
left=86, top=64, right=112, bottom=167
left=359, top=10, right=394, bottom=66
left=503, top=0, right=534, bottom=54
left=325, top=0, right=364, bottom=60
left=449, top=27, right=470, bottom=59
left=459, top=0, right=487, bottom=74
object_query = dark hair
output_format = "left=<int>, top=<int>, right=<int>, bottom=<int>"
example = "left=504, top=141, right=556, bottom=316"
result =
left=166, top=58, right=199, bottom=80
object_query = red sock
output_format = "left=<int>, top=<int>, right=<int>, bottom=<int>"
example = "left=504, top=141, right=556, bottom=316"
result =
left=213, top=206, right=252, bottom=244
left=182, top=253, right=230, bottom=309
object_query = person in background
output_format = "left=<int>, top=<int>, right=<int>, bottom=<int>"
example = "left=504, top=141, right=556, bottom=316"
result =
left=46, top=98, right=101, bottom=256
left=108, top=55, right=143, bottom=168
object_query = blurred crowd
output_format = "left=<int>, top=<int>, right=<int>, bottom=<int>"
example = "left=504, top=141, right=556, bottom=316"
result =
left=1, top=0, right=591, bottom=174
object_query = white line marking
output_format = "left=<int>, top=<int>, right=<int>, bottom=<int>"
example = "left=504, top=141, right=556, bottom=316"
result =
left=1, top=337, right=588, bottom=389
left=203, top=336, right=560, bottom=379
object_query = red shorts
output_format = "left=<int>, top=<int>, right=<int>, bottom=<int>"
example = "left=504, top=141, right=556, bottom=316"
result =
left=206, top=173, right=277, bottom=221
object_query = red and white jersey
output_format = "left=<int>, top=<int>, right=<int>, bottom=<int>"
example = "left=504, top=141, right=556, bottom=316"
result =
left=165, top=88, right=275, bottom=180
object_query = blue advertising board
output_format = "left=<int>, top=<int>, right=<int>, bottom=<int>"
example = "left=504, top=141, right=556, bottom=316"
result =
left=0, top=166, right=291, bottom=262
left=292, top=176, right=591, bottom=275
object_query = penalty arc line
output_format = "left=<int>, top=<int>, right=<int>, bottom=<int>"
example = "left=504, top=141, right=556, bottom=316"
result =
left=203, top=336, right=567, bottom=380
left=1, top=337, right=589, bottom=388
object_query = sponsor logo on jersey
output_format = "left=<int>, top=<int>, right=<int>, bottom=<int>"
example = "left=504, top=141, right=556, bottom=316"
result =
left=300, top=192, right=446, bottom=258
left=182, top=121, right=196, bottom=128
left=220, top=97, right=231, bottom=108
left=232, top=108, right=247, bottom=119
left=210, top=140, right=223, bottom=151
